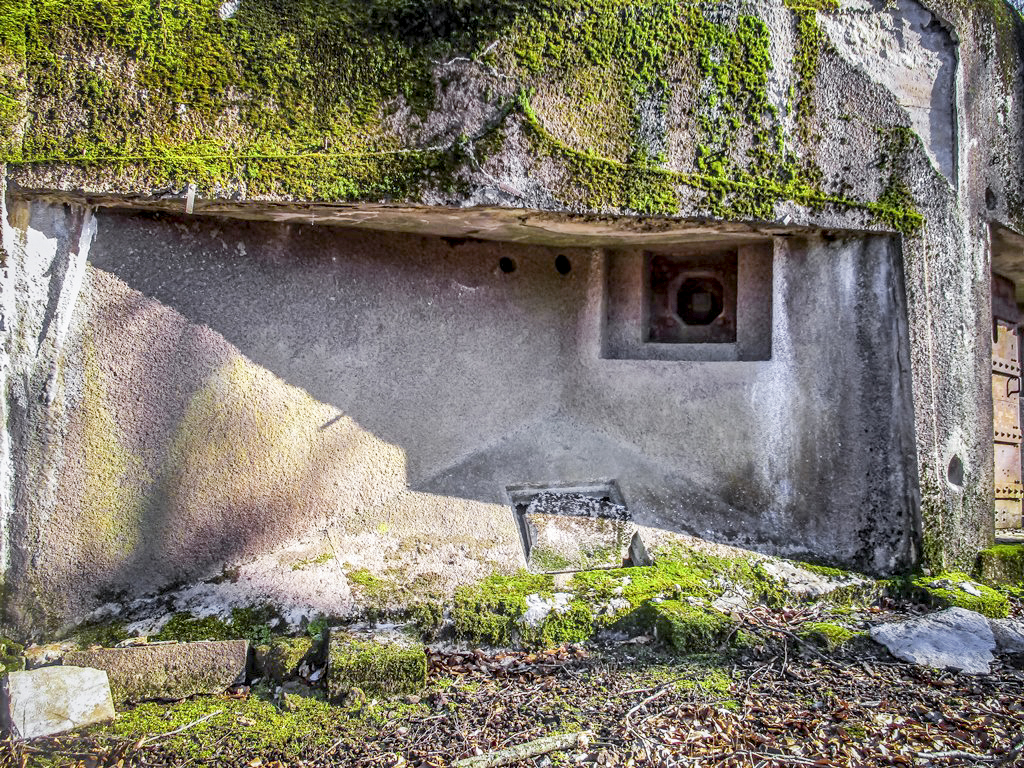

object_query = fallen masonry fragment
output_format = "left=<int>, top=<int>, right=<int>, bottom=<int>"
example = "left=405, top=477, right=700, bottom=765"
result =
left=990, top=618, right=1024, bottom=653
left=327, top=633, right=427, bottom=700
left=63, top=640, right=248, bottom=704
left=870, top=607, right=997, bottom=674
left=255, top=634, right=318, bottom=685
left=1, top=667, right=114, bottom=740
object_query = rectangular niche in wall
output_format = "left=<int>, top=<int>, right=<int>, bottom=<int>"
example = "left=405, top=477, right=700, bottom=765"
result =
left=602, top=241, right=773, bottom=361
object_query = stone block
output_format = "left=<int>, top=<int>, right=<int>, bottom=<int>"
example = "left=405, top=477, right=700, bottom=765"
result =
left=1, top=666, right=114, bottom=740
left=990, top=618, right=1024, bottom=654
left=327, top=633, right=426, bottom=700
left=64, top=640, right=247, bottom=704
left=977, top=544, right=1024, bottom=587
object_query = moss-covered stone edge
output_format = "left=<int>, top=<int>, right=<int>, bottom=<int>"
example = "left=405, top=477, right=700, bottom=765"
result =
left=976, top=543, right=1024, bottom=587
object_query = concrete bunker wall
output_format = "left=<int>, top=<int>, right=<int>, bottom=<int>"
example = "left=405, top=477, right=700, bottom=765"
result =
left=2, top=199, right=919, bottom=630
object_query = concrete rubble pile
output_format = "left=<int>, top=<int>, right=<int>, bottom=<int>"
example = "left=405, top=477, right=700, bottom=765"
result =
left=0, top=631, right=428, bottom=741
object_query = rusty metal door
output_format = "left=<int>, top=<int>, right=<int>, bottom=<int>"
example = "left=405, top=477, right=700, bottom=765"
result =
left=993, top=274, right=1023, bottom=529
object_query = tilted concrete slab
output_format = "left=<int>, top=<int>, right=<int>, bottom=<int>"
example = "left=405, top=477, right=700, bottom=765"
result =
left=64, top=640, right=247, bottom=704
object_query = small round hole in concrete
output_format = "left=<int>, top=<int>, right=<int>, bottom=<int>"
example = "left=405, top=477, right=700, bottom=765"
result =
left=499, top=257, right=516, bottom=273
left=555, top=254, right=571, bottom=275
left=947, top=454, right=964, bottom=488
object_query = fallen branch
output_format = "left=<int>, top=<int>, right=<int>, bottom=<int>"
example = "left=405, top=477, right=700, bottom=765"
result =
left=453, top=731, right=591, bottom=768
left=624, top=686, right=672, bottom=721
left=133, top=709, right=223, bottom=749
left=914, top=750, right=995, bottom=763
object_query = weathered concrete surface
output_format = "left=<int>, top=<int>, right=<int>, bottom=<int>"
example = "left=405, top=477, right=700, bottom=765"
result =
left=821, top=0, right=958, bottom=181
left=1, top=666, right=114, bottom=740
left=0, top=205, right=922, bottom=633
left=870, top=608, right=997, bottom=674
left=64, top=640, right=247, bottom=703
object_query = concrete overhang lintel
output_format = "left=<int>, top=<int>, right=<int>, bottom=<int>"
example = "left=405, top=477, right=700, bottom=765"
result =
left=7, top=183, right=889, bottom=248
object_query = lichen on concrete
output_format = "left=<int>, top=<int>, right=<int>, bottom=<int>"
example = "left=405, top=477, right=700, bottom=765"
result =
left=79, top=336, right=148, bottom=556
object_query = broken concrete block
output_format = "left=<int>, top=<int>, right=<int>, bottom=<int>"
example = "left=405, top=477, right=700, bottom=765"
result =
left=24, top=642, right=74, bottom=669
left=1, top=666, right=114, bottom=740
left=870, top=607, right=996, bottom=674
left=64, top=640, right=247, bottom=704
left=327, top=633, right=426, bottom=700
left=524, top=493, right=634, bottom=572
left=759, top=559, right=872, bottom=600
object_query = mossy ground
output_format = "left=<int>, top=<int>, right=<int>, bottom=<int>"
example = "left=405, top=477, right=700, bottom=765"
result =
left=92, top=687, right=379, bottom=762
left=22, top=629, right=1024, bottom=768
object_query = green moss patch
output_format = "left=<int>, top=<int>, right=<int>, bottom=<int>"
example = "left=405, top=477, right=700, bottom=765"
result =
left=641, top=601, right=736, bottom=654
left=913, top=572, right=1009, bottom=619
left=71, top=620, right=130, bottom=648
left=451, top=549, right=871, bottom=650
left=796, top=621, right=858, bottom=651
left=453, top=571, right=552, bottom=646
left=572, top=550, right=788, bottom=614
left=153, top=605, right=278, bottom=645
left=977, top=544, right=1024, bottom=587
left=0, top=635, right=25, bottom=675
left=259, top=635, right=316, bottom=684
left=327, top=633, right=427, bottom=700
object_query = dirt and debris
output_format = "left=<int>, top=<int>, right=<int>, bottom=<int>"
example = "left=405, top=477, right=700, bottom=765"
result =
left=2, top=598, right=1022, bottom=768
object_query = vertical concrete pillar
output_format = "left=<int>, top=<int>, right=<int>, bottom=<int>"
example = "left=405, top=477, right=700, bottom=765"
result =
left=0, top=176, right=95, bottom=634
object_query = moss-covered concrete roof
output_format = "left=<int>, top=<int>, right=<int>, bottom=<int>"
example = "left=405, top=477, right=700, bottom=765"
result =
left=2, top=0, right=1017, bottom=229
